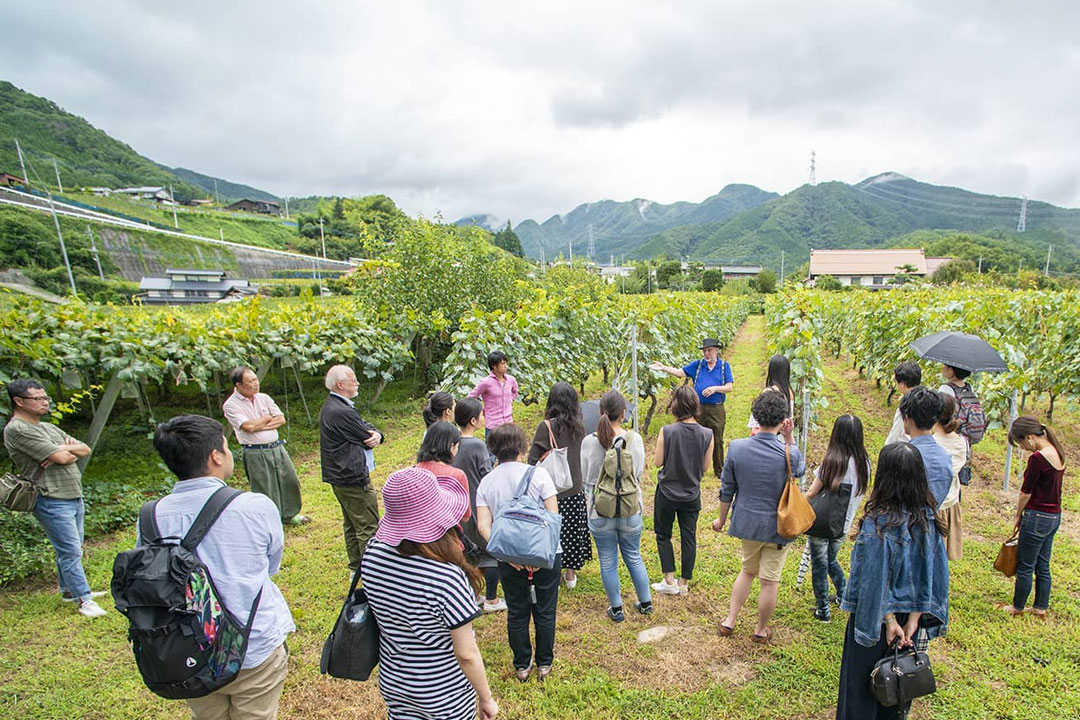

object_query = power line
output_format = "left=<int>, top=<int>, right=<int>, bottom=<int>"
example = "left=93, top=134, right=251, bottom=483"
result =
left=856, top=183, right=1027, bottom=218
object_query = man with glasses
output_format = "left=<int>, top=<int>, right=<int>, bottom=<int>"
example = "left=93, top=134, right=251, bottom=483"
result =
left=3, top=379, right=107, bottom=617
left=319, top=365, right=384, bottom=574
left=222, top=366, right=309, bottom=526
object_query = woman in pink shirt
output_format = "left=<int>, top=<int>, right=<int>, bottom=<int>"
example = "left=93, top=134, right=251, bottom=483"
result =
left=468, top=351, right=519, bottom=433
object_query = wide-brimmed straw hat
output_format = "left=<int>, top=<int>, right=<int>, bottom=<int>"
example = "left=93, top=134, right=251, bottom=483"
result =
left=375, top=466, right=469, bottom=546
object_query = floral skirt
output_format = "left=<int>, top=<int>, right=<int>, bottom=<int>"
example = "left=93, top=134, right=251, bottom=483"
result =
left=557, top=491, right=593, bottom=570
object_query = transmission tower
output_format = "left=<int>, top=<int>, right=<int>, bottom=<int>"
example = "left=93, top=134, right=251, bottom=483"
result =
left=1017, top=196, right=1028, bottom=232
left=809, top=150, right=817, bottom=185
left=587, top=223, right=595, bottom=259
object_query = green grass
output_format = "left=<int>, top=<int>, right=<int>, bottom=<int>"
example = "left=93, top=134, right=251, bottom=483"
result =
left=58, top=191, right=298, bottom=252
left=0, top=315, right=1077, bottom=719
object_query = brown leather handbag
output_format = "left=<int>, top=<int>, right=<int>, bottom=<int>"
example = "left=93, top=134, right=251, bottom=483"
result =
left=777, top=444, right=816, bottom=539
left=994, top=532, right=1020, bottom=578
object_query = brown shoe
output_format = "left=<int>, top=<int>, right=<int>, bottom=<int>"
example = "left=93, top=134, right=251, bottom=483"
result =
left=717, top=622, right=735, bottom=637
left=994, top=602, right=1023, bottom=616
left=1028, top=608, right=1048, bottom=619
left=537, top=665, right=553, bottom=681
left=751, top=628, right=773, bottom=645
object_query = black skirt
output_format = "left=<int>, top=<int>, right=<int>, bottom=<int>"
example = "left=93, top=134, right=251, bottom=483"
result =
left=557, top=491, right=593, bottom=570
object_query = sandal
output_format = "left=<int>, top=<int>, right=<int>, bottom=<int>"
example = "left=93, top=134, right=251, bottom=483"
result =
left=750, top=627, right=773, bottom=645
left=717, top=622, right=735, bottom=637
left=994, top=602, right=1023, bottom=616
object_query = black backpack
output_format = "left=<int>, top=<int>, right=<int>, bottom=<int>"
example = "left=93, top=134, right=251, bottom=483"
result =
left=111, top=487, right=262, bottom=699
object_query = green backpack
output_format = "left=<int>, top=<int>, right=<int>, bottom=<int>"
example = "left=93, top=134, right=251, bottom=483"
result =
left=593, top=434, right=640, bottom=518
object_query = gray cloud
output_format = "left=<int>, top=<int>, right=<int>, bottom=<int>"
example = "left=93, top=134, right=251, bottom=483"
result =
left=2, top=0, right=1079, bottom=223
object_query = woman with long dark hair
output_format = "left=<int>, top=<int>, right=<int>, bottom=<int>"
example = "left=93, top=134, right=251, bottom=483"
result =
left=580, top=390, right=651, bottom=622
left=362, top=467, right=498, bottom=720
left=748, top=355, right=795, bottom=434
left=836, top=442, right=949, bottom=720
left=805, top=414, right=871, bottom=621
left=528, top=382, right=590, bottom=588
left=1000, top=416, right=1065, bottom=617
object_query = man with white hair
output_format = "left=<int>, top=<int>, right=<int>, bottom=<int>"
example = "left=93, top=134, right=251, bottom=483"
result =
left=319, top=364, right=385, bottom=573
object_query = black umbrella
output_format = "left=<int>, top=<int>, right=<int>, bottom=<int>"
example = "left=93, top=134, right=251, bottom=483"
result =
left=908, top=331, right=1007, bottom=373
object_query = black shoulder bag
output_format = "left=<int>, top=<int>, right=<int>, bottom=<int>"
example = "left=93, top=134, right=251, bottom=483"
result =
left=870, top=640, right=936, bottom=707
left=321, top=565, right=380, bottom=681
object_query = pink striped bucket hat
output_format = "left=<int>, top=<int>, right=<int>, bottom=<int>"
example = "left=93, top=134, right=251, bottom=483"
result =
left=375, top=466, right=469, bottom=546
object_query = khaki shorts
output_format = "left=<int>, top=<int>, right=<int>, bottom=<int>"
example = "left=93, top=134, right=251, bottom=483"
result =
left=940, top=503, right=963, bottom=562
left=740, top=539, right=792, bottom=582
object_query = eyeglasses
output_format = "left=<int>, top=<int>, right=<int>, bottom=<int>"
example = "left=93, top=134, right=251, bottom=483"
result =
left=19, top=395, right=50, bottom=402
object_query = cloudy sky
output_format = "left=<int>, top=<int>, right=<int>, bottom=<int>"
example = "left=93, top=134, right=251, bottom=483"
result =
left=4, top=1, right=1078, bottom=223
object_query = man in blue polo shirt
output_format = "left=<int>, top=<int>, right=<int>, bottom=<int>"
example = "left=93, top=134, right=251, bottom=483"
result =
left=650, top=337, right=734, bottom=476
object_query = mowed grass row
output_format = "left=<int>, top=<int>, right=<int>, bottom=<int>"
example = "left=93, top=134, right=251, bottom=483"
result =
left=0, top=315, right=1077, bottom=719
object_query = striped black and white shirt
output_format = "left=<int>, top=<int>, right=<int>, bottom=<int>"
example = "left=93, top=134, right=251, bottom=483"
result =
left=361, top=540, right=480, bottom=720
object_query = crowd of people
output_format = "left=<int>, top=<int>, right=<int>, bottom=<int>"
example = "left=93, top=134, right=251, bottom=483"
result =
left=1, top=337, right=1068, bottom=720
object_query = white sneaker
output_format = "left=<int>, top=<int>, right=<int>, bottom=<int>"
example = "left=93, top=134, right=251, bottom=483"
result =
left=78, top=599, right=108, bottom=618
left=62, top=590, right=107, bottom=603
left=651, top=579, right=681, bottom=595
left=563, top=574, right=578, bottom=590
left=483, top=598, right=508, bottom=613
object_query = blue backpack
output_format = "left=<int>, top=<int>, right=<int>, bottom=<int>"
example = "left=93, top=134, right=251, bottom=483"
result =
left=486, top=466, right=563, bottom=569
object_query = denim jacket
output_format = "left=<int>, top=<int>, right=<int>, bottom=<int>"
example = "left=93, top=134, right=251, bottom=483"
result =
left=841, top=509, right=949, bottom=647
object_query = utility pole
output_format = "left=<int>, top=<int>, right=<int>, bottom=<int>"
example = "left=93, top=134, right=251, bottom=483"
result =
left=809, top=150, right=817, bottom=186
left=44, top=191, right=77, bottom=296
left=978, top=256, right=983, bottom=273
left=53, top=158, right=63, bottom=193
left=780, top=250, right=785, bottom=286
left=1044, top=245, right=1052, bottom=276
left=86, top=226, right=105, bottom=280
left=14, top=139, right=28, bottom=189
left=213, top=179, right=220, bottom=205
left=1017, top=196, right=1028, bottom=232
left=284, top=197, right=289, bottom=220
left=587, top=223, right=595, bottom=260
left=568, top=239, right=573, bottom=264
left=319, top=218, right=327, bottom=259
left=169, top=184, right=179, bottom=228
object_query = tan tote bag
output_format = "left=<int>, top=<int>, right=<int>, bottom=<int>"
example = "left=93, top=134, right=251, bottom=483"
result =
left=777, top=444, right=816, bottom=539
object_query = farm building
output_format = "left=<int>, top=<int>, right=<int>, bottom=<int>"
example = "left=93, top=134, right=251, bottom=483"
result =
left=808, top=248, right=931, bottom=288
left=226, top=198, right=281, bottom=214
left=114, top=186, right=172, bottom=201
left=0, top=172, right=26, bottom=187
left=138, top=268, right=256, bottom=304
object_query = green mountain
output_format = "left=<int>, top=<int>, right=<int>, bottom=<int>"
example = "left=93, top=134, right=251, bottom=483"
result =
left=0, top=80, right=276, bottom=203
left=527, top=173, right=1080, bottom=272
left=514, top=184, right=779, bottom=260
left=682, top=175, right=1080, bottom=271
left=163, top=165, right=279, bottom=204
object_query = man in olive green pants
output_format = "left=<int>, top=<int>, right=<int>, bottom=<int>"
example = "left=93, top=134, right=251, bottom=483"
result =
left=650, top=337, right=734, bottom=477
left=319, top=365, right=385, bottom=572
left=698, top=403, right=727, bottom=477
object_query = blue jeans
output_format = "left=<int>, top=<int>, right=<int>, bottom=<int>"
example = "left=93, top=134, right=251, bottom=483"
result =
left=588, top=513, right=652, bottom=609
left=1013, top=509, right=1060, bottom=611
left=33, top=496, right=92, bottom=601
left=808, top=536, right=845, bottom=613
